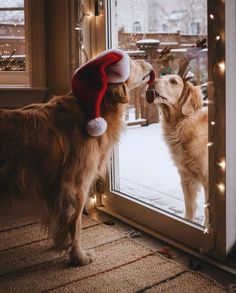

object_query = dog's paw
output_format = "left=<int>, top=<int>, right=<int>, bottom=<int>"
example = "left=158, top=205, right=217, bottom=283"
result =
left=184, top=210, right=195, bottom=221
left=69, top=248, right=95, bottom=266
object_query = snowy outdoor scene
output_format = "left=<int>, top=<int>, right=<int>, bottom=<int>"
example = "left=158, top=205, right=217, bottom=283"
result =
left=110, top=0, right=208, bottom=227
left=117, top=112, right=205, bottom=227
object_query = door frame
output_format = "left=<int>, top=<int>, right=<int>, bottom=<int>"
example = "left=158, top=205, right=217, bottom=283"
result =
left=93, top=0, right=236, bottom=268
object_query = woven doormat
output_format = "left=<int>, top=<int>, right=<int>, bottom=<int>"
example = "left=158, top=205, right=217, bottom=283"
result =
left=0, top=212, right=226, bottom=292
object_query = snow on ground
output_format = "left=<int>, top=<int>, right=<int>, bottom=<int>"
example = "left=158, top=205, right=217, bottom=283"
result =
left=117, top=122, right=205, bottom=226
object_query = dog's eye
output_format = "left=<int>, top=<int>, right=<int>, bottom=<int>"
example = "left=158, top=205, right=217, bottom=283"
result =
left=170, top=78, right=178, bottom=85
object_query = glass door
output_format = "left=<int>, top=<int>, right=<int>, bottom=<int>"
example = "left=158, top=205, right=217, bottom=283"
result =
left=97, top=0, right=236, bottom=263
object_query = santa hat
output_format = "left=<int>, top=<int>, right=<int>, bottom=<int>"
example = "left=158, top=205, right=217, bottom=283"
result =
left=72, top=49, right=154, bottom=137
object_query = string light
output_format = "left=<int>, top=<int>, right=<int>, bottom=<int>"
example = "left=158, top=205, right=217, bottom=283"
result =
left=75, top=2, right=92, bottom=62
left=215, top=35, right=221, bottom=41
left=217, top=160, right=226, bottom=171
left=92, top=195, right=97, bottom=205
left=207, top=142, right=214, bottom=147
left=203, top=100, right=214, bottom=105
left=89, top=194, right=96, bottom=207
left=210, top=121, right=215, bottom=125
left=203, top=203, right=210, bottom=208
left=218, top=61, right=225, bottom=72
left=209, top=14, right=214, bottom=19
left=217, top=183, right=225, bottom=193
left=204, top=228, right=210, bottom=234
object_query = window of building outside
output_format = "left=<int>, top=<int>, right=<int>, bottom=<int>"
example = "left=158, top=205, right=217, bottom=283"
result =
left=133, top=21, right=141, bottom=32
left=191, top=22, right=200, bottom=35
left=0, top=0, right=26, bottom=73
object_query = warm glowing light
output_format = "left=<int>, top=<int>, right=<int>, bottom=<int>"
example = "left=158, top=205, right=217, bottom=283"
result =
left=210, top=14, right=214, bottom=19
left=91, top=195, right=96, bottom=205
left=75, top=26, right=82, bottom=31
left=203, top=100, right=213, bottom=105
left=203, top=203, right=210, bottom=208
left=215, top=35, right=221, bottom=41
left=204, top=228, right=210, bottom=234
left=217, top=160, right=226, bottom=171
left=218, top=62, right=225, bottom=72
left=211, top=121, right=215, bottom=125
left=81, top=45, right=85, bottom=50
left=207, top=142, right=214, bottom=147
left=86, top=12, right=93, bottom=17
left=217, top=183, right=225, bottom=193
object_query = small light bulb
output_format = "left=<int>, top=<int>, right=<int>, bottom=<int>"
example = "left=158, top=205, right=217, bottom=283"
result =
left=203, top=203, right=210, bottom=208
left=218, top=62, right=225, bottom=72
left=217, top=183, right=225, bottom=193
left=211, top=121, right=215, bottom=125
left=215, top=35, right=221, bottom=41
left=203, top=100, right=213, bottom=105
left=204, top=228, right=210, bottom=234
left=210, top=14, right=214, bottom=19
left=207, top=142, right=214, bottom=147
left=81, top=45, right=85, bottom=50
left=217, top=160, right=226, bottom=171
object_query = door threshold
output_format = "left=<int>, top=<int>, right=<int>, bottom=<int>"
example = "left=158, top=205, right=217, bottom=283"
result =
left=98, top=206, right=236, bottom=276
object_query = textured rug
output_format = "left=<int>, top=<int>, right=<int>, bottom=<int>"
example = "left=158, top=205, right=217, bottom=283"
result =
left=0, top=211, right=226, bottom=292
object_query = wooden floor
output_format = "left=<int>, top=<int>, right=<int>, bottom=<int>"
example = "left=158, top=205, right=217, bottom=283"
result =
left=0, top=202, right=235, bottom=291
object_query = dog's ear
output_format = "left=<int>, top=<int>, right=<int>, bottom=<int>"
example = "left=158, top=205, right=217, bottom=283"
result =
left=105, top=83, right=129, bottom=104
left=182, top=84, right=203, bottom=116
left=182, top=93, right=194, bottom=116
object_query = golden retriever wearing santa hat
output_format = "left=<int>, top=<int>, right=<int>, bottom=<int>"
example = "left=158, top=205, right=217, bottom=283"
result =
left=0, top=49, right=155, bottom=266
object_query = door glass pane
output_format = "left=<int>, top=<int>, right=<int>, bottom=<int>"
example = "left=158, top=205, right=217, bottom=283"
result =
left=0, top=0, right=25, bottom=71
left=110, top=0, right=208, bottom=226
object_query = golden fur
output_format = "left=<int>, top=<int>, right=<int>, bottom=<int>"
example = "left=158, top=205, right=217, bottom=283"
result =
left=0, top=58, right=153, bottom=266
left=154, top=74, right=208, bottom=225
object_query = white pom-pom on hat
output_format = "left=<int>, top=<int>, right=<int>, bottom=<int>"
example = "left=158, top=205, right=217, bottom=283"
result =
left=86, top=117, right=107, bottom=137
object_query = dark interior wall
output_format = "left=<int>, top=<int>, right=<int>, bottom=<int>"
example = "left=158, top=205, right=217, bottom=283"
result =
left=45, top=0, right=79, bottom=96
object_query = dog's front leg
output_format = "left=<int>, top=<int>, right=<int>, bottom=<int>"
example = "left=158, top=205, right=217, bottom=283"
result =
left=69, top=193, right=95, bottom=266
left=181, top=176, right=198, bottom=220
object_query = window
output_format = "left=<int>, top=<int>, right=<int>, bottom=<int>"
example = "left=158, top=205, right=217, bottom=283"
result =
left=0, top=0, right=28, bottom=85
left=107, top=0, right=208, bottom=226
left=133, top=21, right=141, bottom=32
left=0, top=0, right=46, bottom=92
left=162, top=23, right=168, bottom=32
left=0, top=1, right=80, bottom=108
left=0, top=0, right=26, bottom=72
left=191, top=22, right=200, bottom=35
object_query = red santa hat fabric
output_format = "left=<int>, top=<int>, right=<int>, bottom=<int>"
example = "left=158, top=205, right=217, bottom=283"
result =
left=72, top=49, right=130, bottom=137
left=71, top=48, right=155, bottom=137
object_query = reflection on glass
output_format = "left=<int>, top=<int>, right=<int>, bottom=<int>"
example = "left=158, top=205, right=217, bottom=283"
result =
left=111, top=0, right=208, bottom=226
left=0, top=0, right=25, bottom=71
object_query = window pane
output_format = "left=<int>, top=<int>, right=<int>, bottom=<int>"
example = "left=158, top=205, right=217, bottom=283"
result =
left=110, top=0, right=208, bottom=227
left=0, top=0, right=25, bottom=71
left=0, top=0, right=24, bottom=8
